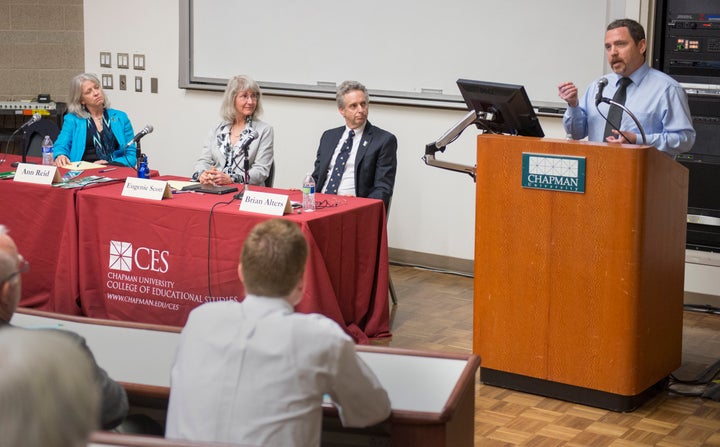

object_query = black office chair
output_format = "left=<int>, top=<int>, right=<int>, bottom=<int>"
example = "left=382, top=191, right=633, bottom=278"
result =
left=389, top=267, right=398, bottom=306
left=264, top=161, right=275, bottom=187
left=387, top=197, right=398, bottom=306
left=22, top=119, right=60, bottom=158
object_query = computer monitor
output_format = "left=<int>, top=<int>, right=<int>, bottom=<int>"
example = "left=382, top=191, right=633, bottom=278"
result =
left=456, top=78, right=544, bottom=137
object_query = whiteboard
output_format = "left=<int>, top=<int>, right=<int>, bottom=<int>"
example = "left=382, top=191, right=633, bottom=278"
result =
left=182, top=0, right=613, bottom=106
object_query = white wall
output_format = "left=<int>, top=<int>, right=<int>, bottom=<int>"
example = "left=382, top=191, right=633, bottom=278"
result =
left=83, top=0, right=643, bottom=263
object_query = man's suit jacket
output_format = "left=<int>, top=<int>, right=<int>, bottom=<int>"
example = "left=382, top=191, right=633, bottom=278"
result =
left=311, top=121, right=397, bottom=209
left=0, top=321, right=128, bottom=429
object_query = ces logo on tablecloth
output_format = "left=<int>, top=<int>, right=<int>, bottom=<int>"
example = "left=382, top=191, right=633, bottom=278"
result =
left=109, top=241, right=133, bottom=272
left=109, top=240, right=170, bottom=273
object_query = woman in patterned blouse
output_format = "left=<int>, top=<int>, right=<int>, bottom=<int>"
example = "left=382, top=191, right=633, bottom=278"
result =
left=192, top=75, right=274, bottom=186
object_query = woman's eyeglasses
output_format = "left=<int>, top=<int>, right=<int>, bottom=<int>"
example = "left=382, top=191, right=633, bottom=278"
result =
left=238, top=92, right=259, bottom=102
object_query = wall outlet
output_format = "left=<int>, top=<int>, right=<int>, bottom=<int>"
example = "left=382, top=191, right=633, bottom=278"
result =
left=119, top=75, right=127, bottom=91
left=135, top=76, right=142, bottom=92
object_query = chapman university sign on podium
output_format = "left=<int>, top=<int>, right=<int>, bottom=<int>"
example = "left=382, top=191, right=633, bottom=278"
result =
left=522, top=153, right=586, bottom=193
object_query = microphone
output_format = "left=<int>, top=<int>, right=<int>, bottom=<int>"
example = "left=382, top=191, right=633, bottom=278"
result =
left=594, top=79, right=648, bottom=145
left=125, top=124, right=154, bottom=148
left=238, top=128, right=259, bottom=151
left=595, top=78, right=608, bottom=106
left=23, top=112, right=42, bottom=129
left=18, top=112, right=42, bottom=131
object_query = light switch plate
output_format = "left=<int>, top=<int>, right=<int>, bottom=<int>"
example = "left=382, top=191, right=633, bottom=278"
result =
left=117, top=53, right=129, bottom=69
left=133, top=54, right=145, bottom=70
left=100, top=52, right=111, bottom=68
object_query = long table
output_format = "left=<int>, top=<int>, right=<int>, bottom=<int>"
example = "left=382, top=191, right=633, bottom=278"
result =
left=12, top=309, right=479, bottom=447
left=1, top=160, right=390, bottom=342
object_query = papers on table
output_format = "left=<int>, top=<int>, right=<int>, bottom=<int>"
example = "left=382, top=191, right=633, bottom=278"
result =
left=61, top=161, right=105, bottom=170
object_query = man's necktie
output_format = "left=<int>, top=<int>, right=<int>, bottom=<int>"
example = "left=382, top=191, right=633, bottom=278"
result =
left=325, top=130, right=354, bottom=195
left=604, top=77, right=632, bottom=139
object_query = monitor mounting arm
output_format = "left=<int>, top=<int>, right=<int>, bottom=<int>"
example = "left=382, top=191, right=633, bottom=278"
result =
left=423, top=110, right=484, bottom=182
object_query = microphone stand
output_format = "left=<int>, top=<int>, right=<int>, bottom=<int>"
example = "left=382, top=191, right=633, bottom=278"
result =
left=243, top=145, right=250, bottom=191
left=232, top=143, right=251, bottom=201
left=135, top=140, right=142, bottom=172
left=239, top=116, right=252, bottom=197
left=598, top=98, right=647, bottom=145
left=8, top=128, right=32, bottom=168
left=1, top=128, right=24, bottom=166
left=2, top=113, right=42, bottom=166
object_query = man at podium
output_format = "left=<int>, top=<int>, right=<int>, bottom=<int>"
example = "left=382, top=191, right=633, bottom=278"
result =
left=557, top=18, right=695, bottom=156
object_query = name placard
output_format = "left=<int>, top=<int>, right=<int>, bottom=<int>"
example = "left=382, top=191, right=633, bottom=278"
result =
left=13, top=163, right=60, bottom=185
left=121, top=177, right=172, bottom=201
left=239, top=189, right=291, bottom=216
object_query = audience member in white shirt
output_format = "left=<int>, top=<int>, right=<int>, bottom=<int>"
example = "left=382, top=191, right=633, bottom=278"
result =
left=166, top=218, right=391, bottom=447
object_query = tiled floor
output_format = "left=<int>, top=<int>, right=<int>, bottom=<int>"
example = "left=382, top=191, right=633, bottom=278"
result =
left=381, top=265, right=720, bottom=446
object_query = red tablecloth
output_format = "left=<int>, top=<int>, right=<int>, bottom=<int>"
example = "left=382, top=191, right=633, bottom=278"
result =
left=0, top=155, right=143, bottom=314
left=75, top=177, right=390, bottom=343
left=1, top=155, right=79, bottom=313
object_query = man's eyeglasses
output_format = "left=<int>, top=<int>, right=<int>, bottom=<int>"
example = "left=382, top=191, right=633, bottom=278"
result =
left=0, top=254, right=29, bottom=285
left=315, top=199, right=340, bottom=209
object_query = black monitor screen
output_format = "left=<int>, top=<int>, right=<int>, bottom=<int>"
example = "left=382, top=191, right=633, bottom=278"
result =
left=456, top=79, right=544, bottom=137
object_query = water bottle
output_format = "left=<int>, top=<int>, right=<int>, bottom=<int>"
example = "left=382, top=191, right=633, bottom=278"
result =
left=302, top=173, right=315, bottom=212
left=41, top=135, right=54, bottom=165
left=137, top=154, right=150, bottom=179
left=142, top=154, right=150, bottom=179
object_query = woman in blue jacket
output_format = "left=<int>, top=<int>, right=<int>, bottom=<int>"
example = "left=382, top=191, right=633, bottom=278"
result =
left=53, top=73, right=137, bottom=168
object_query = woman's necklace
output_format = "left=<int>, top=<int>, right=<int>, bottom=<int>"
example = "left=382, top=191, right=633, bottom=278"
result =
left=91, top=114, right=104, bottom=131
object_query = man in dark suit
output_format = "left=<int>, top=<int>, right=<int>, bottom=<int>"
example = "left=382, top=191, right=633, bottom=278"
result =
left=312, top=81, right=397, bottom=209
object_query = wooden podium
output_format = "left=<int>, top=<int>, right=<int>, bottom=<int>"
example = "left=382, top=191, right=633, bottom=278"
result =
left=473, top=135, right=688, bottom=411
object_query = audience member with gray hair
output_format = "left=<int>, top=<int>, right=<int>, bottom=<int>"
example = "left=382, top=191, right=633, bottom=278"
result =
left=0, top=224, right=128, bottom=430
left=0, top=328, right=100, bottom=447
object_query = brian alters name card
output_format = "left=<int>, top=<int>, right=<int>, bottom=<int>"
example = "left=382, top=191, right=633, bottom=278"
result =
left=239, top=189, right=291, bottom=215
